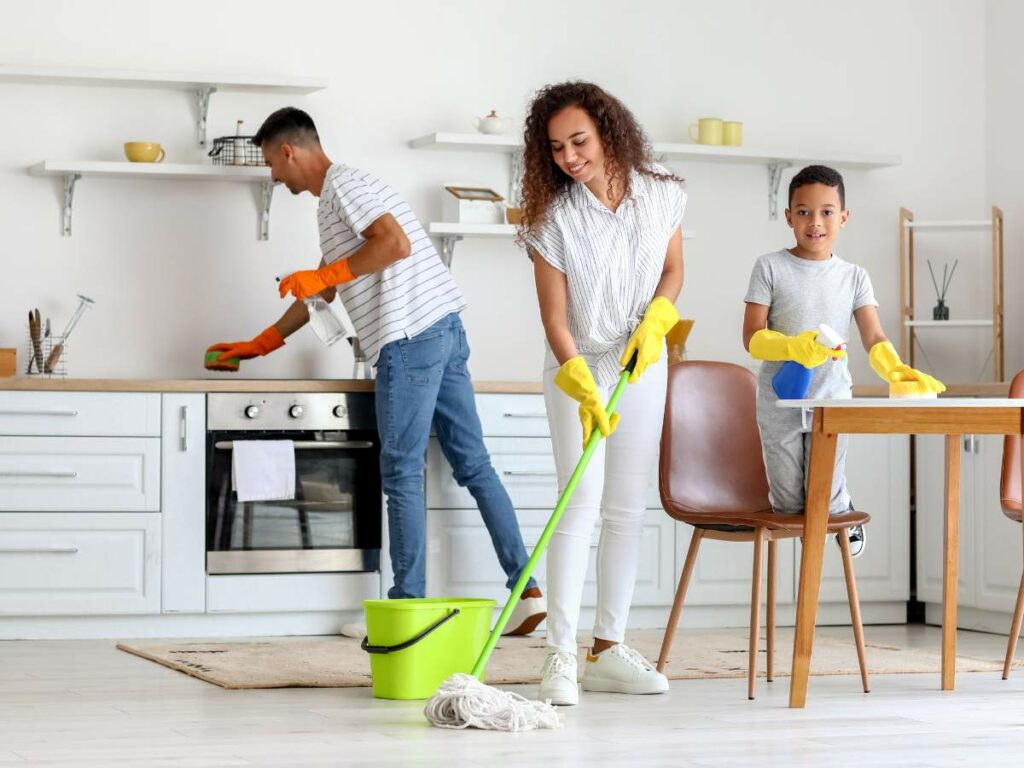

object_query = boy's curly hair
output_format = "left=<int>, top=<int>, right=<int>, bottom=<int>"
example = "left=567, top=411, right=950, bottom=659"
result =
left=517, top=81, right=681, bottom=243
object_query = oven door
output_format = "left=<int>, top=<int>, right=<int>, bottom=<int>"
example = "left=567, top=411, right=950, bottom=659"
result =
left=206, top=431, right=381, bottom=574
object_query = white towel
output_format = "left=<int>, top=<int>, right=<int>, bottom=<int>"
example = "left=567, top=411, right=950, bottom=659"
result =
left=231, top=440, right=296, bottom=502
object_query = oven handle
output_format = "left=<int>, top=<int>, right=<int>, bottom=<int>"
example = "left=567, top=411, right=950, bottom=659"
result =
left=214, top=440, right=375, bottom=451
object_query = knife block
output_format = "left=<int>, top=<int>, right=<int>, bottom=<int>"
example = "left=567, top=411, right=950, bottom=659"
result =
left=0, top=348, right=14, bottom=378
left=24, top=327, right=67, bottom=377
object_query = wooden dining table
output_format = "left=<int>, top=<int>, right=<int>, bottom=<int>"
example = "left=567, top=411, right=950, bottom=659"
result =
left=778, top=397, right=1024, bottom=708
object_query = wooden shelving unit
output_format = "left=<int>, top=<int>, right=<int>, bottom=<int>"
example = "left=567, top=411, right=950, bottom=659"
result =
left=898, top=206, right=1004, bottom=381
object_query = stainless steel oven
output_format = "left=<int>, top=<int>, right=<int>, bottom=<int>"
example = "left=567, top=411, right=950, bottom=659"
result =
left=206, top=392, right=381, bottom=575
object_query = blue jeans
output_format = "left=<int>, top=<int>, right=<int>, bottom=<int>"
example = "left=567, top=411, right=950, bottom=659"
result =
left=375, top=313, right=536, bottom=599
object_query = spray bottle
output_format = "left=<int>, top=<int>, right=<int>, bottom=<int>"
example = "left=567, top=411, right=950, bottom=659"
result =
left=771, top=323, right=846, bottom=399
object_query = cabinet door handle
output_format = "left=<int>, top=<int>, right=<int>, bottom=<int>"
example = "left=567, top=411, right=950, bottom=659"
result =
left=0, top=409, right=79, bottom=417
left=0, top=547, right=78, bottom=554
left=179, top=405, right=188, bottom=452
left=963, top=435, right=972, bottom=453
left=502, top=470, right=557, bottom=477
left=502, top=412, right=548, bottom=419
left=0, top=470, right=77, bottom=478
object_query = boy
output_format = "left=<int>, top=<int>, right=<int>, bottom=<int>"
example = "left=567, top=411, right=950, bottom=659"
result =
left=742, top=165, right=944, bottom=556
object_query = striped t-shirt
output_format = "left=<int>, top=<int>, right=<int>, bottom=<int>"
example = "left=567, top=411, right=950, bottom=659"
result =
left=523, top=165, right=686, bottom=387
left=318, top=164, right=466, bottom=367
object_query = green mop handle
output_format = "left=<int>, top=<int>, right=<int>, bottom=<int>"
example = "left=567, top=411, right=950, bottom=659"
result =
left=471, top=352, right=638, bottom=679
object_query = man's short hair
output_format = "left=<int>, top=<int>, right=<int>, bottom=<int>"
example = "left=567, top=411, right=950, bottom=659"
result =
left=788, top=165, right=846, bottom=209
left=252, top=107, right=320, bottom=149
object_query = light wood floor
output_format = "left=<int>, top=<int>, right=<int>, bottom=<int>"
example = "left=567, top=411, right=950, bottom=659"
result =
left=3, top=625, right=1024, bottom=767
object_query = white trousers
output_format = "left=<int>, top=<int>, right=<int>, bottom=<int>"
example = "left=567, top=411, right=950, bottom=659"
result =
left=541, top=347, right=668, bottom=653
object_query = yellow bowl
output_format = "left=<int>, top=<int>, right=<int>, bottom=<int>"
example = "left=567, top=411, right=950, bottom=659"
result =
left=124, top=142, right=165, bottom=163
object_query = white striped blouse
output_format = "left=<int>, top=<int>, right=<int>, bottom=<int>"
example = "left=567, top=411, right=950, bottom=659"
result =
left=317, top=164, right=466, bottom=367
left=523, top=165, right=686, bottom=387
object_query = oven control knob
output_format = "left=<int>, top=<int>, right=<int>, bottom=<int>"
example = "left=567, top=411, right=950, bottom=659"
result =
left=244, top=405, right=261, bottom=419
left=333, top=404, right=348, bottom=419
left=289, top=405, right=304, bottom=419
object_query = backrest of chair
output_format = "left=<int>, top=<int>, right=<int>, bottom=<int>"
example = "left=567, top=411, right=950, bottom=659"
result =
left=1001, top=369, right=1024, bottom=513
left=659, top=360, right=772, bottom=520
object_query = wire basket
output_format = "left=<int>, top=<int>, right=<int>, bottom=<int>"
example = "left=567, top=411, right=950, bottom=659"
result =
left=24, top=327, right=67, bottom=378
left=208, top=135, right=266, bottom=166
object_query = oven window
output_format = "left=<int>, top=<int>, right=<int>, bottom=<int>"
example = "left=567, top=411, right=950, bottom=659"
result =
left=207, top=433, right=381, bottom=555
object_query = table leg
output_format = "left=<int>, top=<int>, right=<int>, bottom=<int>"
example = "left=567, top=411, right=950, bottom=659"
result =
left=942, top=434, right=961, bottom=691
left=789, top=409, right=837, bottom=708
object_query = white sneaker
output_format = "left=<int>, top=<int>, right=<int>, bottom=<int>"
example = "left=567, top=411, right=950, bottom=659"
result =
left=581, top=643, right=669, bottom=695
left=538, top=650, right=579, bottom=706
left=501, top=595, right=547, bottom=636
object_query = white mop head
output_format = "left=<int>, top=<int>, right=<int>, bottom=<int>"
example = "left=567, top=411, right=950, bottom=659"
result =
left=423, top=673, right=563, bottom=731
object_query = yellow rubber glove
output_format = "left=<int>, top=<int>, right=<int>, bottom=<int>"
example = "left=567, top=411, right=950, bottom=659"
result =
left=869, top=341, right=946, bottom=393
left=555, top=356, right=620, bottom=449
left=279, top=258, right=356, bottom=301
left=748, top=329, right=846, bottom=368
left=620, top=296, right=680, bottom=383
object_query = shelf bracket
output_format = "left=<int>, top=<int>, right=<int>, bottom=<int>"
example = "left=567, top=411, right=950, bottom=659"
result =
left=196, top=86, right=218, bottom=148
left=259, top=181, right=275, bottom=241
left=767, top=162, right=792, bottom=220
left=61, top=173, right=81, bottom=237
left=438, top=235, right=462, bottom=270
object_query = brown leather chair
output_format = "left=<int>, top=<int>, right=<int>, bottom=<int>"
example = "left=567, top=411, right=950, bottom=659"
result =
left=998, top=370, right=1024, bottom=679
left=656, top=360, right=870, bottom=699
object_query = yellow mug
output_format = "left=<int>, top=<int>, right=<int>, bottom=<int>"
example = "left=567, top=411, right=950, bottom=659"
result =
left=722, top=121, right=743, bottom=147
left=688, top=118, right=723, bottom=145
left=124, top=142, right=165, bottom=163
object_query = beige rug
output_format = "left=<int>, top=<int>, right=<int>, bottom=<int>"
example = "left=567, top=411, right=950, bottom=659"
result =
left=116, top=628, right=1018, bottom=690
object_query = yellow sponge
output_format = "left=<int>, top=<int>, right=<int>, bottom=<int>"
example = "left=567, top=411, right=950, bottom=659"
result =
left=889, top=380, right=936, bottom=399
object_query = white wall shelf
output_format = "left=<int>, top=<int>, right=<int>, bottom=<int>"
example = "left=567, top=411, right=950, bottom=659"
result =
left=904, top=320, right=995, bottom=328
left=0, top=65, right=328, bottom=148
left=410, top=132, right=901, bottom=219
left=904, top=220, right=993, bottom=231
left=30, top=160, right=276, bottom=240
left=427, top=221, right=695, bottom=266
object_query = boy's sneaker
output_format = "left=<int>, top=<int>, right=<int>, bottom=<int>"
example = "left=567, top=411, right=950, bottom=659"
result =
left=838, top=524, right=866, bottom=558
left=581, top=643, right=669, bottom=695
left=501, top=588, right=547, bottom=636
left=538, top=650, right=579, bottom=706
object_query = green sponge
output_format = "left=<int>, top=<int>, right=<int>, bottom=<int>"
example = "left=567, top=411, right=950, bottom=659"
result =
left=205, top=350, right=240, bottom=372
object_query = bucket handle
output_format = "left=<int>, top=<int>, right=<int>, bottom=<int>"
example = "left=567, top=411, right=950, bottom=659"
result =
left=360, top=608, right=461, bottom=655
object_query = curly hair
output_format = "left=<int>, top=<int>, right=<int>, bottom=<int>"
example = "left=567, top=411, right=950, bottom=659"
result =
left=517, top=81, right=681, bottom=244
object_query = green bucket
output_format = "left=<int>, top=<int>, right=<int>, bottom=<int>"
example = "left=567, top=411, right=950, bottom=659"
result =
left=362, top=597, right=495, bottom=700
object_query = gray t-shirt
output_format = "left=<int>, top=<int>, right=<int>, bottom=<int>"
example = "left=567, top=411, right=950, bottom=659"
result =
left=744, top=249, right=878, bottom=400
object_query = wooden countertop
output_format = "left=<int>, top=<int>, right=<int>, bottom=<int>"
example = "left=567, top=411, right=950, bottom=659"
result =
left=0, top=377, right=543, bottom=394
left=0, top=378, right=1005, bottom=397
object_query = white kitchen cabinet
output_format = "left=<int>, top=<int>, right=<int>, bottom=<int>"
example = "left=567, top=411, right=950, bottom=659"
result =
left=0, top=392, right=160, bottom=436
left=917, top=433, right=1020, bottom=619
left=0, top=512, right=160, bottom=615
left=161, top=394, right=206, bottom=613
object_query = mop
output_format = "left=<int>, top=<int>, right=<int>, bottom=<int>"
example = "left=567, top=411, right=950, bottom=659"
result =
left=424, top=354, right=638, bottom=731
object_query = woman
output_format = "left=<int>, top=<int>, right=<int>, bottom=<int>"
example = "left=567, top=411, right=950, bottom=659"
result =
left=519, top=81, right=685, bottom=706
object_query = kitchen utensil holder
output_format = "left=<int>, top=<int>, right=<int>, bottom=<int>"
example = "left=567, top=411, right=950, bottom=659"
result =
left=24, top=327, right=67, bottom=378
left=207, top=135, right=266, bottom=166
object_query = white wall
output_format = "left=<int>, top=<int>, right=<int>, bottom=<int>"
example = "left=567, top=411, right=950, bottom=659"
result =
left=0, top=0, right=994, bottom=384
left=987, top=0, right=1024, bottom=383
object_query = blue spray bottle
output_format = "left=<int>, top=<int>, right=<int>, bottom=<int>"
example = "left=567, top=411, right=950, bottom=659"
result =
left=771, top=323, right=846, bottom=399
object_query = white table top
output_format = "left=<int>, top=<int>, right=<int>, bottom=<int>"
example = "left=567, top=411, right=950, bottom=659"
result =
left=777, top=397, right=1024, bottom=409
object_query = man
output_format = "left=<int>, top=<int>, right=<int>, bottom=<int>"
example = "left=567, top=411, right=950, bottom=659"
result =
left=206, top=108, right=545, bottom=635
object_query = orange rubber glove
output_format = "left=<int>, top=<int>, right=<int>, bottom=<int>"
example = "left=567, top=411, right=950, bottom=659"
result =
left=620, top=296, right=680, bottom=383
left=206, top=325, right=285, bottom=365
left=278, top=258, right=356, bottom=300
left=555, top=356, right=620, bottom=449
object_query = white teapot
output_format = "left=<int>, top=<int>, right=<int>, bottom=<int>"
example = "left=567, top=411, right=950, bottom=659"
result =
left=474, top=110, right=513, bottom=135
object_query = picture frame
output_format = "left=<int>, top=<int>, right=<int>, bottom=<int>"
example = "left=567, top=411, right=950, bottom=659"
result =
left=444, top=185, right=504, bottom=202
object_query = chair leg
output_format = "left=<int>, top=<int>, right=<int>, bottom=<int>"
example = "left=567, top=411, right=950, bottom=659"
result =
left=767, top=539, right=777, bottom=683
left=1003, top=569, right=1024, bottom=679
left=749, top=528, right=765, bottom=700
left=839, top=529, right=870, bottom=693
left=657, top=529, right=704, bottom=673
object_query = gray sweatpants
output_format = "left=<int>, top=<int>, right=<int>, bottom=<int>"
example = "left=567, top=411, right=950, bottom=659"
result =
left=755, top=399, right=851, bottom=515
